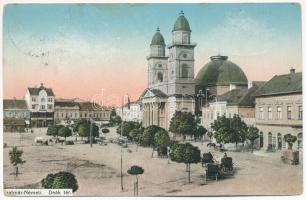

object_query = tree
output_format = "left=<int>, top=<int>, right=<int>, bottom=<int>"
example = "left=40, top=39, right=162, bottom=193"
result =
left=110, top=115, right=122, bottom=126
left=154, top=130, right=170, bottom=157
left=142, top=125, right=166, bottom=157
left=117, top=121, right=140, bottom=139
left=9, top=147, right=26, bottom=177
left=246, top=126, right=259, bottom=152
left=211, top=115, right=247, bottom=151
left=129, top=129, right=142, bottom=143
left=76, top=121, right=99, bottom=141
left=77, top=123, right=89, bottom=141
left=58, top=127, right=72, bottom=141
left=194, top=125, right=207, bottom=141
left=169, top=111, right=197, bottom=140
left=170, top=143, right=201, bottom=183
left=47, top=125, right=58, bottom=137
left=41, top=171, right=78, bottom=192
left=127, top=165, right=144, bottom=196
left=284, top=134, right=297, bottom=150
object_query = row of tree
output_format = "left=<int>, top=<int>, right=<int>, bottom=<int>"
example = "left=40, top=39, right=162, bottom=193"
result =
left=211, top=115, right=298, bottom=151
left=47, top=120, right=100, bottom=141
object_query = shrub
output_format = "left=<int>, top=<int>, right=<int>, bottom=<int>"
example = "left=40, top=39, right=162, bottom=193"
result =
left=65, top=141, right=74, bottom=145
left=102, top=128, right=110, bottom=133
left=41, top=171, right=78, bottom=192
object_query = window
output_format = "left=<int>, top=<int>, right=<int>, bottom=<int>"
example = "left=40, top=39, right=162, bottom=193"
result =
left=61, top=113, right=63, bottom=118
left=80, top=113, right=83, bottom=118
left=277, top=106, right=282, bottom=120
left=41, top=98, right=45, bottom=102
left=32, top=105, right=35, bottom=109
left=299, top=106, right=303, bottom=120
left=48, top=98, right=53, bottom=102
left=41, top=105, right=45, bottom=110
left=181, top=64, right=189, bottom=78
left=287, top=106, right=292, bottom=120
left=157, top=72, right=163, bottom=82
left=48, top=105, right=52, bottom=109
left=268, top=107, right=272, bottom=120
left=75, top=113, right=77, bottom=118
left=32, top=97, right=36, bottom=102
left=259, top=107, right=264, bottom=119
left=157, top=46, right=163, bottom=56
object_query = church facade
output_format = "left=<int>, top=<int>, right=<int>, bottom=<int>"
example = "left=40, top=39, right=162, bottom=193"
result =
left=140, top=11, right=196, bottom=130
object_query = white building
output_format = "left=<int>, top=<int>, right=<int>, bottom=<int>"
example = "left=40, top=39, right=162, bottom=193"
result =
left=116, top=101, right=142, bottom=123
left=24, top=83, right=55, bottom=127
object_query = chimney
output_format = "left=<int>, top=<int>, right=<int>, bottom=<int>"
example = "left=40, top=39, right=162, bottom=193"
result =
left=290, top=67, right=295, bottom=75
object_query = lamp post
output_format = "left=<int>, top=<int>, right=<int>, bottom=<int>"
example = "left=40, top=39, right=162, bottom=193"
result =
left=120, top=93, right=129, bottom=192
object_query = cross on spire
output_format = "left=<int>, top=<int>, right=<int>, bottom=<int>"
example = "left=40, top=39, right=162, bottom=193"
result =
left=156, top=26, right=160, bottom=32
left=179, top=10, right=184, bottom=15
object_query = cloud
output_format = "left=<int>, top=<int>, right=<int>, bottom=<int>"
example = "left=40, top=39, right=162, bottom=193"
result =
left=205, top=10, right=276, bottom=56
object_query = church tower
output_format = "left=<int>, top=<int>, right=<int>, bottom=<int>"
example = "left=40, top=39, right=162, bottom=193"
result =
left=167, top=11, right=196, bottom=96
left=147, top=27, right=168, bottom=94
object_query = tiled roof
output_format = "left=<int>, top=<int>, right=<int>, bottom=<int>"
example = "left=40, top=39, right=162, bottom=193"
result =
left=3, top=99, right=28, bottom=110
left=218, top=84, right=262, bottom=107
left=54, top=101, right=79, bottom=107
left=79, top=102, right=106, bottom=111
left=254, top=72, right=302, bottom=97
left=28, top=86, right=55, bottom=96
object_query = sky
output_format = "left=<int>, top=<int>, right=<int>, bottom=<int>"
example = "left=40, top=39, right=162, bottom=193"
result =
left=3, top=3, right=302, bottom=106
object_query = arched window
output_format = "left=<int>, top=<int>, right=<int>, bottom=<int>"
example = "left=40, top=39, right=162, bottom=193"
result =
left=268, top=132, right=272, bottom=145
left=182, top=64, right=189, bottom=78
left=157, top=72, right=163, bottom=82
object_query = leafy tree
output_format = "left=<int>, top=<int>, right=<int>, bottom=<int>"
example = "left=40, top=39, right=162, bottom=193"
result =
left=102, top=128, right=110, bottom=134
left=41, top=171, right=78, bottom=192
left=246, top=126, right=259, bottom=152
left=77, top=123, right=89, bottom=141
left=110, top=115, right=122, bottom=126
left=142, top=125, right=166, bottom=157
left=169, top=111, right=196, bottom=140
left=129, top=129, right=142, bottom=143
left=9, top=147, right=26, bottom=177
left=117, top=121, right=140, bottom=139
left=284, top=134, right=297, bottom=150
left=170, top=143, right=201, bottom=183
left=127, top=165, right=144, bottom=196
left=154, top=130, right=170, bottom=156
left=211, top=115, right=247, bottom=151
left=58, top=127, right=72, bottom=141
left=77, top=121, right=99, bottom=141
left=47, top=125, right=58, bottom=137
left=194, top=125, right=207, bottom=141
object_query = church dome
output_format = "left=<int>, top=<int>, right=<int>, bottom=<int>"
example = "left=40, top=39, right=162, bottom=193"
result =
left=151, top=27, right=165, bottom=46
left=195, top=55, right=248, bottom=87
left=172, top=11, right=191, bottom=32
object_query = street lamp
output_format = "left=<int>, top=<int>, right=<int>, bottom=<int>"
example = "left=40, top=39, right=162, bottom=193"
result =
left=120, top=93, right=129, bottom=192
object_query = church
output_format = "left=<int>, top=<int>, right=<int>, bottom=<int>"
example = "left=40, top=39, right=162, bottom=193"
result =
left=140, top=11, right=249, bottom=130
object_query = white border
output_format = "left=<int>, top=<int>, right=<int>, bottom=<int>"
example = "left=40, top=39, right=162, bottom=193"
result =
left=0, top=0, right=305, bottom=200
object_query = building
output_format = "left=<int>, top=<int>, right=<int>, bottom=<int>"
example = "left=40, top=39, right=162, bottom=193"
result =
left=254, top=69, right=302, bottom=151
left=79, top=101, right=111, bottom=122
left=116, top=100, right=143, bottom=123
left=54, top=99, right=111, bottom=124
left=140, top=11, right=197, bottom=130
left=3, top=99, right=30, bottom=132
left=54, top=100, right=80, bottom=124
left=195, top=55, right=249, bottom=114
left=201, top=82, right=263, bottom=130
left=140, top=11, right=254, bottom=130
left=24, top=83, right=55, bottom=127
